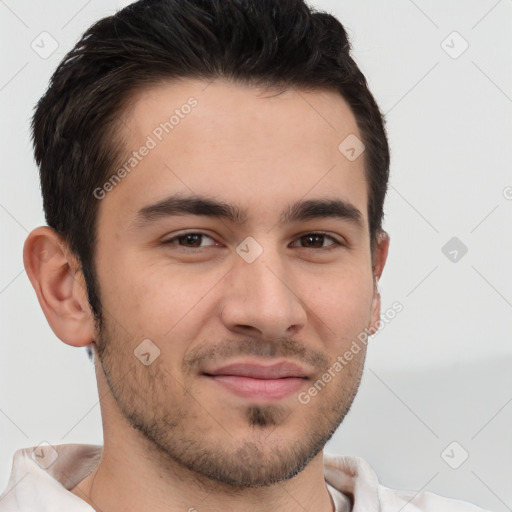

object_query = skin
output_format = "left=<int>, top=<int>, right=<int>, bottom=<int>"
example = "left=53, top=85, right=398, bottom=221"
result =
left=24, top=78, right=389, bottom=512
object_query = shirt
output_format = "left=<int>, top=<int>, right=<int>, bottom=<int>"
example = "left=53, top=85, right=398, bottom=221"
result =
left=0, top=444, right=491, bottom=511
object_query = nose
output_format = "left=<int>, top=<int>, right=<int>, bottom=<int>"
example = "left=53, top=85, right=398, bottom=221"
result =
left=220, top=246, right=307, bottom=339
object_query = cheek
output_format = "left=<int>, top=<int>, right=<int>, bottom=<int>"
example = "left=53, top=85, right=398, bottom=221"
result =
left=309, top=265, right=374, bottom=334
left=95, top=254, right=172, bottom=337
left=106, top=258, right=224, bottom=340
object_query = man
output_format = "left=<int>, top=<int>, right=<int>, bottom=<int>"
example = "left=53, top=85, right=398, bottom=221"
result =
left=0, top=0, right=491, bottom=510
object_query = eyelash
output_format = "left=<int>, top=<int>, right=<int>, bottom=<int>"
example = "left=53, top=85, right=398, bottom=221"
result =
left=161, top=231, right=344, bottom=252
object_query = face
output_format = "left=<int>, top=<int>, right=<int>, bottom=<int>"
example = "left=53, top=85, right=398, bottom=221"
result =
left=92, top=78, right=385, bottom=488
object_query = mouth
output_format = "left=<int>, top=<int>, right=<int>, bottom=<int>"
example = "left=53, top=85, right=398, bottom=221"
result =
left=202, top=360, right=310, bottom=402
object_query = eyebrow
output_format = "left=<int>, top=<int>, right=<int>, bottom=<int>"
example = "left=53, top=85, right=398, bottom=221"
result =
left=130, top=194, right=364, bottom=230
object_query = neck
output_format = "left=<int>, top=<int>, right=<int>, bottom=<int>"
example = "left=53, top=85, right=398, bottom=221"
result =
left=70, top=437, right=335, bottom=512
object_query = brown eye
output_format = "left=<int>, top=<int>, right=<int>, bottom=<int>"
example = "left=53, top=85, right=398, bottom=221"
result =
left=292, top=233, right=341, bottom=249
left=177, top=234, right=204, bottom=247
left=162, top=232, right=217, bottom=249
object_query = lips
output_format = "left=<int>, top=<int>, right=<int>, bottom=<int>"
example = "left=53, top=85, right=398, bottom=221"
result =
left=202, top=360, right=309, bottom=401
left=203, top=361, right=309, bottom=380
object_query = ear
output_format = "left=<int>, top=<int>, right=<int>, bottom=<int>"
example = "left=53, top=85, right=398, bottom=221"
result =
left=368, top=230, right=390, bottom=334
left=23, top=226, right=95, bottom=347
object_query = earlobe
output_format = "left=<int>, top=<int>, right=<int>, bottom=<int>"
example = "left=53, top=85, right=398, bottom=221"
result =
left=23, top=226, right=95, bottom=347
left=369, top=231, right=390, bottom=334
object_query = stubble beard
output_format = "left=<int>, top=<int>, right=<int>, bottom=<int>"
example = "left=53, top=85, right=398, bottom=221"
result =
left=94, top=316, right=364, bottom=491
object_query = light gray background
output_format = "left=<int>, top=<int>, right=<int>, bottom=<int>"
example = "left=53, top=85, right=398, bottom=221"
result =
left=1, top=1, right=511, bottom=510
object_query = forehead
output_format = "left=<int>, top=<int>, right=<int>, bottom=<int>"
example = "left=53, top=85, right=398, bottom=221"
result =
left=98, top=78, right=368, bottom=231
